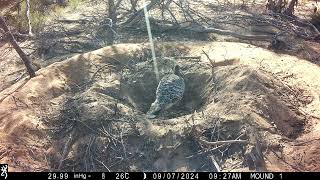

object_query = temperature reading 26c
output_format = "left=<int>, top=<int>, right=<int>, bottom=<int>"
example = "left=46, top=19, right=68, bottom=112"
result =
left=116, top=173, right=130, bottom=179
left=101, top=173, right=129, bottom=180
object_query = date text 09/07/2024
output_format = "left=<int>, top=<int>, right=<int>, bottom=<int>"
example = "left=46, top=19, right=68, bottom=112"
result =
left=44, top=172, right=280, bottom=180
left=148, top=172, right=277, bottom=180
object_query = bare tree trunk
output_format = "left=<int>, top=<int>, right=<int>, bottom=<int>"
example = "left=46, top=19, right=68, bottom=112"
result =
left=17, top=1, right=22, bottom=32
left=0, top=16, right=36, bottom=78
left=109, top=0, right=117, bottom=27
left=284, top=0, right=298, bottom=16
left=107, top=0, right=117, bottom=45
left=130, top=0, right=138, bottom=12
left=26, top=0, right=33, bottom=36
left=123, top=0, right=160, bottom=26
left=266, top=0, right=298, bottom=16
left=266, top=0, right=286, bottom=13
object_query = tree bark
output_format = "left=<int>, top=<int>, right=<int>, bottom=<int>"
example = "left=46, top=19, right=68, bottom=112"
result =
left=17, top=1, right=22, bottom=32
left=0, top=16, right=36, bottom=78
left=107, top=0, right=117, bottom=45
left=122, top=0, right=160, bottom=26
left=130, top=0, right=138, bottom=12
left=26, top=0, right=33, bottom=36
left=266, top=0, right=298, bottom=16
left=266, top=0, right=286, bottom=13
left=284, top=0, right=298, bottom=16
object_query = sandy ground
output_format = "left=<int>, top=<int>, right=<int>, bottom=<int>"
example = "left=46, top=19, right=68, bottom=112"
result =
left=0, top=41, right=319, bottom=171
left=1, top=0, right=320, bottom=172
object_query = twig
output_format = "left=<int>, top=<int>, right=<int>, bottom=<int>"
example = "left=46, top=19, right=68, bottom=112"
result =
left=101, top=124, right=121, bottom=146
left=43, top=152, right=50, bottom=170
left=172, top=56, right=201, bottom=60
left=12, top=96, right=28, bottom=108
left=270, top=149, right=302, bottom=172
left=58, top=129, right=76, bottom=170
left=209, top=155, right=221, bottom=172
left=0, top=150, right=8, bottom=160
left=199, top=139, right=248, bottom=146
left=186, top=144, right=224, bottom=159
left=209, top=119, right=220, bottom=141
left=292, top=138, right=320, bottom=146
left=90, top=64, right=117, bottom=81
left=0, top=78, right=29, bottom=103
left=95, top=158, right=111, bottom=172
left=202, top=50, right=215, bottom=68
left=120, top=126, right=127, bottom=159
left=89, top=135, right=97, bottom=170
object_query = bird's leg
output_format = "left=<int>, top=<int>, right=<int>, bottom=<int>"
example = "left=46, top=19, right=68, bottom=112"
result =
left=146, top=108, right=162, bottom=119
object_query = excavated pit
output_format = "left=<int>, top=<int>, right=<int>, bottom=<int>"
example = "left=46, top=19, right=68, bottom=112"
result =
left=36, top=56, right=307, bottom=172
left=120, top=57, right=305, bottom=139
left=120, top=57, right=212, bottom=119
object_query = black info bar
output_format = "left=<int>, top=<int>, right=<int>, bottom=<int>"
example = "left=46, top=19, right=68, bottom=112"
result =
left=1, top=172, right=320, bottom=180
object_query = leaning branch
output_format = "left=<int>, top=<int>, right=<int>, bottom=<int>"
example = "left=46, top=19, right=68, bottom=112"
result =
left=0, top=16, right=36, bottom=78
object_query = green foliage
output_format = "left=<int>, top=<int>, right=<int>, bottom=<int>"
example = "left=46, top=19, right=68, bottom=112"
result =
left=29, top=10, right=48, bottom=32
left=10, top=0, right=51, bottom=33
left=69, top=0, right=81, bottom=10
left=9, top=0, right=82, bottom=33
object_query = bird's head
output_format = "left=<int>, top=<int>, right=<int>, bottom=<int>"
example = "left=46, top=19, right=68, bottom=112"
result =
left=174, top=65, right=184, bottom=78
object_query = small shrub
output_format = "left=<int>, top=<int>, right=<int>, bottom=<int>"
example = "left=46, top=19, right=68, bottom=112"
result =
left=69, top=0, right=81, bottom=10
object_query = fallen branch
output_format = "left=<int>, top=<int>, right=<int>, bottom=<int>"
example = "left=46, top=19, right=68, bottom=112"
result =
left=0, top=78, right=29, bottom=103
left=130, top=19, right=272, bottom=41
left=95, top=158, right=111, bottom=172
left=293, top=138, right=320, bottom=146
left=58, top=128, right=76, bottom=170
left=172, top=56, right=201, bottom=60
left=200, top=139, right=248, bottom=146
left=202, top=50, right=215, bottom=68
left=209, top=155, right=221, bottom=172
left=273, top=12, right=320, bottom=35
left=184, top=25, right=272, bottom=41
left=186, top=144, right=224, bottom=158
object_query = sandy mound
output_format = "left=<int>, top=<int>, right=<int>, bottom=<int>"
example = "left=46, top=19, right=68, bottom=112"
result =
left=0, top=42, right=319, bottom=171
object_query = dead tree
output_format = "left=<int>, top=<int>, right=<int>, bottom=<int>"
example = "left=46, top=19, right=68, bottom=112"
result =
left=130, top=0, right=138, bottom=12
left=284, top=0, right=298, bottom=16
left=17, top=0, right=22, bottom=32
left=123, top=0, right=161, bottom=26
left=26, top=0, right=33, bottom=36
left=107, top=0, right=116, bottom=45
left=266, top=0, right=287, bottom=13
left=266, top=0, right=298, bottom=16
left=0, top=16, right=36, bottom=78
